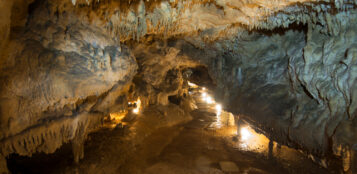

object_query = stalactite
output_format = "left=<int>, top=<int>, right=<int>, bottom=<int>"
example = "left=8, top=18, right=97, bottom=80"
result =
left=0, top=113, right=103, bottom=157
left=104, top=0, right=357, bottom=40
left=72, top=131, right=86, bottom=163
left=0, top=153, right=8, bottom=174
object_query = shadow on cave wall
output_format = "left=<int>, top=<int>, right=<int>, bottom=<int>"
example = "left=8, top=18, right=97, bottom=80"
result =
left=183, top=66, right=215, bottom=90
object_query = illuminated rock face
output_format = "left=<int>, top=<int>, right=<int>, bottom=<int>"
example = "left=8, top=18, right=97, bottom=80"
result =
left=181, top=12, right=357, bottom=170
left=0, top=1, right=137, bottom=166
left=185, top=10, right=357, bottom=171
left=0, top=0, right=357, bottom=172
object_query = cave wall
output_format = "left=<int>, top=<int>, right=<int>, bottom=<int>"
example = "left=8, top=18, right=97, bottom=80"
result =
left=0, top=1, right=199, bottom=168
left=1, top=0, right=357, bottom=172
left=0, top=0, right=138, bottom=167
left=127, top=38, right=202, bottom=106
left=181, top=9, right=357, bottom=171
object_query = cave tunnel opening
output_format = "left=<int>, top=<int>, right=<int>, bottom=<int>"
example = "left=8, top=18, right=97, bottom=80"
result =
left=183, top=65, right=215, bottom=91
left=166, top=65, right=216, bottom=106
left=168, top=95, right=181, bottom=105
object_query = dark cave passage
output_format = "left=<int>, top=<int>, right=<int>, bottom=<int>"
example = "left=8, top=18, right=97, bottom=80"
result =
left=183, top=66, right=215, bottom=90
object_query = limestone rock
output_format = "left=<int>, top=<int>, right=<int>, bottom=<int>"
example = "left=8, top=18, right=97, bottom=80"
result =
left=0, top=1, right=137, bottom=161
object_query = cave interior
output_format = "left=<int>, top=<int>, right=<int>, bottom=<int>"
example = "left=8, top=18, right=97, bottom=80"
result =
left=0, top=0, right=357, bottom=173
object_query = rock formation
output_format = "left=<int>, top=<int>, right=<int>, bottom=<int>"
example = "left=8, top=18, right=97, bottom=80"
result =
left=1, top=0, right=357, bottom=173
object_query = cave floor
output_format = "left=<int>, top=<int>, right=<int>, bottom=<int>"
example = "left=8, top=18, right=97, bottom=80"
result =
left=7, top=91, right=340, bottom=174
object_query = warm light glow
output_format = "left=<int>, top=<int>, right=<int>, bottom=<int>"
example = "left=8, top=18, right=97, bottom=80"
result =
left=202, top=87, right=206, bottom=91
left=215, top=104, right=222, bottom=111
left=109, top=112, right=126, bottom=121
left=104, top=110, right=129, bottom=128
left=215, top=104, right=222, bottom=115
left=241, top=127, right=252, bottom=140
left=205, top=96, right=214, bottom=104
left=201, top=92, right=214, bottom=104
left=188, top=81, right=198, bottom=88
left=236, top=125, right=273, bottom=155
left=201, top=92, right=207, bottom=97
left=131, top=98, right=141, bottom=114
left=133, top=108, right=139, bottom=113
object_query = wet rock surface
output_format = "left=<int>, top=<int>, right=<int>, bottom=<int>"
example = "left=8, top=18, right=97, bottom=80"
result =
left=7, top=90, right=339, bottom=174
left=0, top=0, right=357, bottom=172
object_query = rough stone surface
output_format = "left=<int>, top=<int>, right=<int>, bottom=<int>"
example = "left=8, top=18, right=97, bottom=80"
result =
left=0, top=0, right=137, bottom=164
left=1, top=0, right=357, bottom=172
left=219, top=161, right=239, bottom=172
